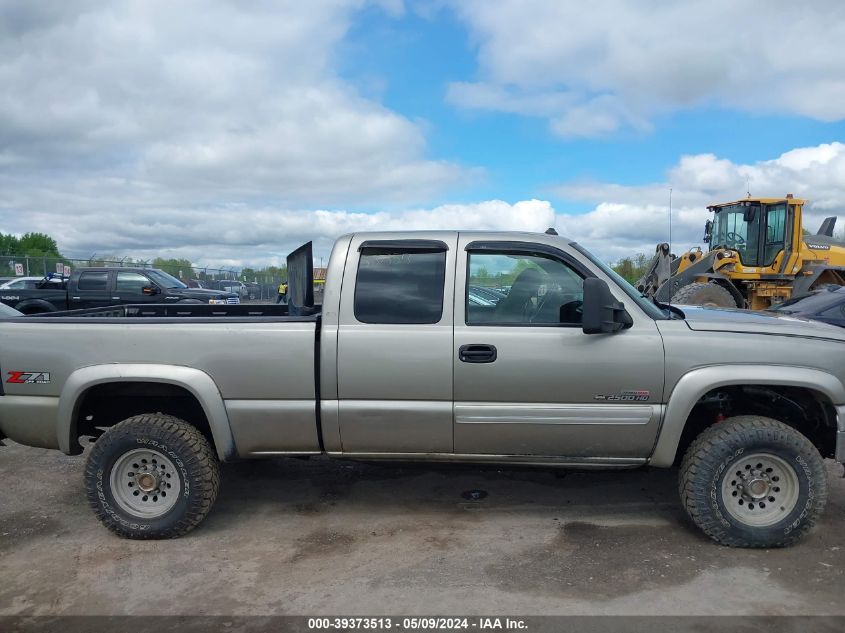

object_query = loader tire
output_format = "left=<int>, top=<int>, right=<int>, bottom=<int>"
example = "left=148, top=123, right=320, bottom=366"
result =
left=85, top=414, right=220, bottom=539
left=679, top=415, right=827, bottom=548
left=671, top=281, right=737, bottom=308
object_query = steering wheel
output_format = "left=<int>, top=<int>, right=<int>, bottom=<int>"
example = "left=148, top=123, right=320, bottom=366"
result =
left=558, top=299, right=583, bottom=324
left=726, top=231, right=745, bottom=246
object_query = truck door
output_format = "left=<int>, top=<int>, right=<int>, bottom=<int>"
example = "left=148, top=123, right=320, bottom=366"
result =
left=114, top=271, right=161, bottom=304
left=72, top=270, right=115, bottom=309
left=452, top=237, right=665, bottom=460
left=335, top=234, right=458, bottom=454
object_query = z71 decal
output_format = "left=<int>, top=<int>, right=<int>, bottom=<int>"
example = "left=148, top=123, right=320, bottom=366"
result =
left=6, top=371, right=51, bottom=384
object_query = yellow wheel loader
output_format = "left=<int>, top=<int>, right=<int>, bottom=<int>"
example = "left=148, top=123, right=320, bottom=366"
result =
left=635, top=195, right=845, bottom=310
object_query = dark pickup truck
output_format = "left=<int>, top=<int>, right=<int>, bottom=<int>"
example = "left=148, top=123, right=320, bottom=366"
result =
left=0, top=267, right=240, bottom=314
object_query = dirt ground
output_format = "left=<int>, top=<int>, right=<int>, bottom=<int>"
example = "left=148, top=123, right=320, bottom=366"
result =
left=1, top=440, right=843, bottom=616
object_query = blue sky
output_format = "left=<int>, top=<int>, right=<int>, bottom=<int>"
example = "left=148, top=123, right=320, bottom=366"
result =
left=1, top=0, right=844, bottom=265
left=339, top=4, right=845, bottom=212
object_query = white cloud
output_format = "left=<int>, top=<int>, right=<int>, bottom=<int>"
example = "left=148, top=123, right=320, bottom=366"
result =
left=0, top=191, right=555, bottom=267
left=553, top=142, right=845, bottom=261
left=0, top=0, right=463, bottom=206
left=447, top=0, right=845, bottom=137
left=4, top=142, right=843, bottom=268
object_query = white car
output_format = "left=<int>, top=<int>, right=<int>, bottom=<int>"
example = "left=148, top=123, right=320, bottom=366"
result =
left=0, top=276, right=65, bottom=290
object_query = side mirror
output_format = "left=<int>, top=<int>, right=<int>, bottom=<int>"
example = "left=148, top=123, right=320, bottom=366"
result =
left=703, top=219, right=713, bottom=244
left=581, top=278, right=632, bottom=334
left=142, top=285, right=160, bottom=296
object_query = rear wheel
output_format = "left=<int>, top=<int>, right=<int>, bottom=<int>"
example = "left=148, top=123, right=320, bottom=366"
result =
left=671, top=282, right=737, bottom=308
left=84, top=413, right=220, bottom=539
left=679, top=416, right=828, bottom=547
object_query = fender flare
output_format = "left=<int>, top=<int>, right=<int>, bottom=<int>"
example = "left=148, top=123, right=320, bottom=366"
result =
left=650, top=365, right=845, bottom=467
left=57, top=364, right=237, bottom=461
left=14, top=298, right=59, bottom=314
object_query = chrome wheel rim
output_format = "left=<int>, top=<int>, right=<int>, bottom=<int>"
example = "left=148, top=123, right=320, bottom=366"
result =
left=721, top=452, right=800, bottom=527
left=109, top=448, right=181, bottom=518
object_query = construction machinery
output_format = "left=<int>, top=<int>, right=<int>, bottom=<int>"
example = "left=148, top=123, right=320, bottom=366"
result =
left=636, top=195, right=845, bottom=310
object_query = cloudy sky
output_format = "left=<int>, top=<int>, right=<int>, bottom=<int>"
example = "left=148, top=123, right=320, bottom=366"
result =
left=1, top=0, right=844, bottom=267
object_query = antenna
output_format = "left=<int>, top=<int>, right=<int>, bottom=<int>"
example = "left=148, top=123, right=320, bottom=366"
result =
left=668, top=187, right=673, bottom=312
left=746, top=175, right=751, bottom=198
left=668, top=186, right=673, bottom=257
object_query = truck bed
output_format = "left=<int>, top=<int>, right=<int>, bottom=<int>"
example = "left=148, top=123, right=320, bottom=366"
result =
left=0, top=303, right=321, bottom=456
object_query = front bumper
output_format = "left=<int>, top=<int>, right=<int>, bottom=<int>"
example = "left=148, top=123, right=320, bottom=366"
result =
left=837, top=405, right=845, bottom=463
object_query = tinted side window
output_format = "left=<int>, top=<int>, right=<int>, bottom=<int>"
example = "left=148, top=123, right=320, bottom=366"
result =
left=77, top=271, right=109, bottom=291
left=467, top=252, right=584, bottom=325
left=354, top=248, right=447, bottom=324
left=116, top=272, right=150, bottom=294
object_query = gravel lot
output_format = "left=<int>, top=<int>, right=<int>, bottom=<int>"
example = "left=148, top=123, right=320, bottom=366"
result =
left=1, top=440, right=843, bottom=616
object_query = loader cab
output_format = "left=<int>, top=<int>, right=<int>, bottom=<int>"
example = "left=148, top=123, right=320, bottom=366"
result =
left=706, top=198, right=796, bottom=269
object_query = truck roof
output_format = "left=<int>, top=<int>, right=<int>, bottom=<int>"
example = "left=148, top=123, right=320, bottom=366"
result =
left=344, top=229, right=575, bottom=244
left=708, top=197, right=806, bottom=210
left=75, top=267, right=162, bottom=272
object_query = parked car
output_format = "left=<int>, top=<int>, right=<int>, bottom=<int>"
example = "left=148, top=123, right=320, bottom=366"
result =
left=181, top=278, right=206, bottom=289
left=0, top=276, right=66, bottom=290
left=218, top=280, right=250, bottom=299
left=768, top=285, right=845, bottom=328
left=1, top=231, right=843, bottom=549
left=0, top=267, right=239, bottom=314
left=244, top=282, right=260, bottom=300
left=469, top=284, right=506, bottom=305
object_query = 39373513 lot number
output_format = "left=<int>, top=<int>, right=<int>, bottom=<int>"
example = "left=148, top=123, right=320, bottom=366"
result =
left=307, top=617, right=477, bottom=630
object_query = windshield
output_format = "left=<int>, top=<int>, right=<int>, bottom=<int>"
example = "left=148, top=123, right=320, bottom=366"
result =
left=146, top=269, right=187, bottom=289
left=710, top=204, right=760, bottom=265
left=571, top=243, right=668, bottom=320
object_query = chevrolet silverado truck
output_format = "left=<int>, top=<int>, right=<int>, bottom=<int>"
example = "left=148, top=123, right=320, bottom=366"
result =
left=0, top=267, right=239, bottom=314
left=1, top=232, right=843, bottom=548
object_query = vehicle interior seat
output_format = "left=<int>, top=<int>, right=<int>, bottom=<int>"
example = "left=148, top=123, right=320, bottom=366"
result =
left=494, top=268, right=542, bottom=322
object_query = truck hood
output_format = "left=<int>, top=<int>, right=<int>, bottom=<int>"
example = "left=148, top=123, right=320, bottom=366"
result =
left=681, top=305, right=845, bottom=342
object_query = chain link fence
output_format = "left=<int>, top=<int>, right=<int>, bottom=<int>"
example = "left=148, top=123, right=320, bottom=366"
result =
left=0, top=255, right=291, bottom=302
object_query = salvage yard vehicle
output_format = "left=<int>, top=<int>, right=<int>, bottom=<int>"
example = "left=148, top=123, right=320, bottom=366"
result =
left=768, top=285, right=845, bottom=328
left=0, top=231, right=843, bottom=548
left=0, top=276, right=66, bottom=290
left=0, top=267, right=240, bottom=314
left=636, top=194, right=845, bottom=309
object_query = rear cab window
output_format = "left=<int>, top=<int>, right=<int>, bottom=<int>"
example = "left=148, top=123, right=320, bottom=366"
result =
left=354, top=241, right=447, bottom=324
left=77, top=271, right=111, bottom=291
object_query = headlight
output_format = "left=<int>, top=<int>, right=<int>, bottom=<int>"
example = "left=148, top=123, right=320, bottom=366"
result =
left=208, top=299, right=226, bottom=305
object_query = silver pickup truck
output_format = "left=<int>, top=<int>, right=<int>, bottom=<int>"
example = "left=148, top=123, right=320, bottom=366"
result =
left=1, top=231, right=843, bottom=548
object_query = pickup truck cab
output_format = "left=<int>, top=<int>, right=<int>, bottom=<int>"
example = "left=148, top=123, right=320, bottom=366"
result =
left=0, top=267, right=239, bottom=314
left=1, top=231, right=843, bottom=547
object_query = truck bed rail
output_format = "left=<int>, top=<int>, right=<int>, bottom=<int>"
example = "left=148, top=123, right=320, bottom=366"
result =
left=23, top=303, right=321, bottom=320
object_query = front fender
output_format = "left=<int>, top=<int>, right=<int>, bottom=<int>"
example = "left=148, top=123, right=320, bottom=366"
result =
left=650, top=365, right=845, bottom=467
left=57, top=363, right=236, bottom=461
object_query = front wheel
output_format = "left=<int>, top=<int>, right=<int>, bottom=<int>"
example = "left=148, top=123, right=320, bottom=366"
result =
left=84, top=414, right=220, bottom=539
left=671, top=281, right=738, bottom=308
left=679, top=416, right=828, bottom=547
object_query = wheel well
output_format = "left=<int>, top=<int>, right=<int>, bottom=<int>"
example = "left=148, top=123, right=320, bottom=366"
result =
left=17, top=301, right=57, bottom=314
left=74, top=382, right=215, bottom=451
left=676, top=384, right=837, bottom=463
